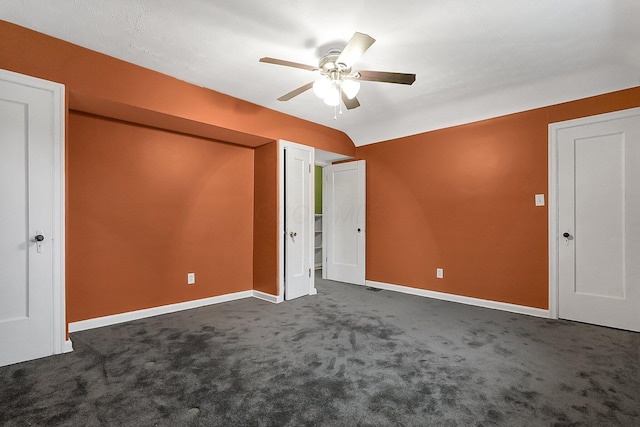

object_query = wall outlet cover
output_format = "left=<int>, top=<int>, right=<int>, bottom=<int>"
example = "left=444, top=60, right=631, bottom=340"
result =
left=436, top=268, right=444, bottom=279
left=187, top=273, right=195, bottom=285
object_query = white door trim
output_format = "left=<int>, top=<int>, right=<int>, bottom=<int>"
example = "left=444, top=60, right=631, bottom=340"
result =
left=278, top=140, right=316, bottom=301
left=0, top=69, right=69, bottom=354
left=548, top=106, right=640, bottom=320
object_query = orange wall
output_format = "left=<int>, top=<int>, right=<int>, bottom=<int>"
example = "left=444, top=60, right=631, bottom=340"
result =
left=357, top=86, right=640, bottom=309
left=253, top=141, right=279, bottom=294
left=67, top=112, right=254, bottom=321
left=6, top=20, right=639, bottom=314
left=0, top=21, right=356, bottom=321
left=0, top=21, right=355, bottom=155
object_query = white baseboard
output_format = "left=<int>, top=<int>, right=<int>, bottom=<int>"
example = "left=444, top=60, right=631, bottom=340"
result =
left=67, top=280, right=549, bottom=335
left=63, top=340, right=73, bottom=353
left=366, top=280, right=550, bottom=319
left=65, top=281, right=548, bottom=338
left=253, top=290, right=283, bottom=304
left=69, top=290, right=254, bottom=333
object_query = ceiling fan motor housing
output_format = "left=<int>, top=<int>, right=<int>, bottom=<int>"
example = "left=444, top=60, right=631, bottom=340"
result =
left=319, top=50, right=353, bottom=79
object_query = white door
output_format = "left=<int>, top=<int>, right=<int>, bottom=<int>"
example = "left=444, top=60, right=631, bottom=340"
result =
left=283, top=142, right=314, bottom=300
left=324, top=160, right=366, bottom=285
left=0, top=69, right=66, bottom=366
left=553, top=108, right=640, bottom=332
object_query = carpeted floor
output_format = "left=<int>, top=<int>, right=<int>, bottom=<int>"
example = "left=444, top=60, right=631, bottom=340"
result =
left=1, top=275, right=639, bottom=426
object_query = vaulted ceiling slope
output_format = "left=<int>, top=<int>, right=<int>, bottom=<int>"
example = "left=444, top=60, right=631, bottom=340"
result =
left=2, top=1, right=639, bottom=146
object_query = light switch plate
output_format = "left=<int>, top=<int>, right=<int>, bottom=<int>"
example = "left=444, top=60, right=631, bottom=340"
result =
left=535, top=194, right=545, bottom=206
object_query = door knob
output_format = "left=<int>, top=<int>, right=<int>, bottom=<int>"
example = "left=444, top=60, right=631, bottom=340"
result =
left=562, top=232, right=570, bottom=238
left=289, top=232, right=297, bottom=238
left=34, top=231, right=45, bottom=253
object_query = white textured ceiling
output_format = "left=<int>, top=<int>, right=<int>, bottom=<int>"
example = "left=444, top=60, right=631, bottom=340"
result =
left=2, top=0, right=640, bottom=146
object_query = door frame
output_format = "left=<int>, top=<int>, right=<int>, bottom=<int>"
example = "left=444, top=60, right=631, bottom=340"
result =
left=278, top=140, right=316, bottom=301
left=547, top=106, right=640, bottom=320
left=0, top=68, right=69, bottom=355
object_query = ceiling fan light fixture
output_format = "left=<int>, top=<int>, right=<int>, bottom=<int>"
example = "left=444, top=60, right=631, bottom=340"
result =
left=323, top=85, right=340, bottom=106
left=313, top=78, right=331, bottom=99
left=342, top=79, right=360, bottom=100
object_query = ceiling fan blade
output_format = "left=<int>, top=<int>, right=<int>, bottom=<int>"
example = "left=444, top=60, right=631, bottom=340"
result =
left=277, top=82, right=314, bottom=101
left=357, top=70, right=416, bottom=85
left=260, top=57, right=317, bottom=72
left=341, top=92, right=360, bottom=110
left=336, top=32, right=376, bottom=68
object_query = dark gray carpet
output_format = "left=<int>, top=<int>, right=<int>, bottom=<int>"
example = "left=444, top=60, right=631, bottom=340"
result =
left=1, top=275, right=639, bottom=426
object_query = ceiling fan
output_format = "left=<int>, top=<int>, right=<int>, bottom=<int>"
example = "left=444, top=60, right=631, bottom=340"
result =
left=259, top=32, right=416, bottom=114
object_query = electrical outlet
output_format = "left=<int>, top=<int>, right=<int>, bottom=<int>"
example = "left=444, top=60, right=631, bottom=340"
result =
left=436, top=268, right=444, bottom=279
left=187, top=273, right=195, bottom=285
left=535, top=194, right=545, bottom=206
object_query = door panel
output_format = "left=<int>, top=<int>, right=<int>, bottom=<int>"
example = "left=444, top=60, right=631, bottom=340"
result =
left=0, top=74, right=58, bottom=366
left=332, top=168, right=358, bottom=265
left=557, top=111, right=640, bottom=332
left=0, top=99, right=29, bottom=321
left=324, top=161, right=366, bottom=285
left=574, top=134, right=624, bottom=298
left=284, top=144, right=312, bottom=300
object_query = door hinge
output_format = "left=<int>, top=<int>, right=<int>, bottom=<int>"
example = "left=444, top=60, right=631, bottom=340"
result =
left=309, top=268, right=312, bottom=278
left=309, top=164, right=312, bottom=173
